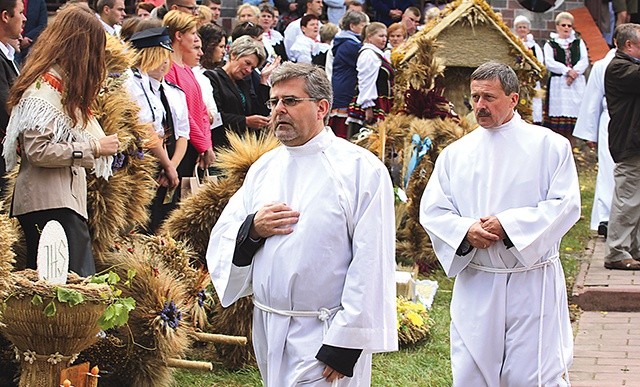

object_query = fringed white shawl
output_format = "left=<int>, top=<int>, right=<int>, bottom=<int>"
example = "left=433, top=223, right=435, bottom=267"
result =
left=2, top=70, right=113, bottom=179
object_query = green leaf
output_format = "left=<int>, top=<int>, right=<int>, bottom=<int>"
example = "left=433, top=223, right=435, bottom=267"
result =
left=56, top=287, right=84, bottom=306
left=127, top=269, right=136, bottom=282
left=90, top=273, right=110, bottom=284
left=102, top=304, right=116, bottom=321
left=120, top=297, right=136, bottom=311
left=113, top=288, right=122, bottom=297
left=31, top=294, right=43, bottom=306
left=44, top=301, right=56, bottom=317
left=107, top=272, right=120, bottom=285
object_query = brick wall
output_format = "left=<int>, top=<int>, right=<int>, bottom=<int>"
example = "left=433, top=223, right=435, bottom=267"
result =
left=490, top=0, right=589, bottom=45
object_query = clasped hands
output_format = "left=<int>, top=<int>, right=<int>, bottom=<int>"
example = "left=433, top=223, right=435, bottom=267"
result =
left=466, top=216, right=506, bottom=250
left=565, top=69, right=578, bottom=86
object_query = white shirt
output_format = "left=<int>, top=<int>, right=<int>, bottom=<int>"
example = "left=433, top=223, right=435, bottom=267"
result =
left=0, top=41, right=18, bottom=74
left=192, top=66, right=222, bottom=130
left=96, top=13, right=121, bottom=37
left=153, top=77, right=191, bottom=140
left=355, top=43, right=385, bottom=108
left=207, top=128, right=398, bottom=386
left=124, top=68, right=190, bottom=140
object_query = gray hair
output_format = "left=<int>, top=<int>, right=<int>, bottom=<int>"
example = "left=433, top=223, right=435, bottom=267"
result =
left=228, top=35, right=266, bottom=68
left=470, top=62, right=519, bottom=95
left=339, top=11, right=368, bottom=31
left=616, top=23, right=640, bottom=49
left=513, top=15, right=531, bottom=28
left=270, top=62, right=333, bottom=122
left=555, top=12, right=574, bottom=25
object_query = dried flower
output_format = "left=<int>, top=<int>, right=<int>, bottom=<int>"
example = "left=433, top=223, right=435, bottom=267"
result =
left=47, top=352, right=64, bottom=365
left=23, top=350, right=36, bottom=364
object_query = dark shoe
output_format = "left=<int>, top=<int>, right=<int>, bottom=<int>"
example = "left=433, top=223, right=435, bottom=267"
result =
left=604, top=259, right=640, bottom=270
left=598, top=222, right=608, bottom=238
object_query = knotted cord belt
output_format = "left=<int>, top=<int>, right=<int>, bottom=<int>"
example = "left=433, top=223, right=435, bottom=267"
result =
left=253, top=299, right=342, bottom=335
left=467, top=254, right=570, bottom=387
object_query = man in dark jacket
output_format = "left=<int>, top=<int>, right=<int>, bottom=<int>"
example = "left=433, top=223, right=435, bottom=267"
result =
left=603, top=22, right=640, bottom=270
left=369, top=0, right=415, bottom=26
left=15, top=0, right=46, bottom=64
left=0, top=0, right=24, bottom=194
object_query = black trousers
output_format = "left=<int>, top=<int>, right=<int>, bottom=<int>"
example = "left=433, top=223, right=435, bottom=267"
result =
left=17, top=208, right=96, bottom=277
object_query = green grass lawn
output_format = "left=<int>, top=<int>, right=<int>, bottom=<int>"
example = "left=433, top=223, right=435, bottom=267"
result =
left=174, top=161, right=597, bottom=387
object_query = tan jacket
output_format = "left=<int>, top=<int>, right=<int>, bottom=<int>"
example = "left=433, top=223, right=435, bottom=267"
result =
left=11, top=121, right=98, bottom=219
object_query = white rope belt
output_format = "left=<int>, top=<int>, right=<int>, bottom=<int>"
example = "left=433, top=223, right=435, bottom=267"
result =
left=253, top=299, right=342, bottom=334
left=468, top=254, right=569, bottom=387
left=467, top=254, right=559, bottom=273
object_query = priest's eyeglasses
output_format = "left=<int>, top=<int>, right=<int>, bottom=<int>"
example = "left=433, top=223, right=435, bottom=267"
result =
left=266, top=97, right=318, bottom=109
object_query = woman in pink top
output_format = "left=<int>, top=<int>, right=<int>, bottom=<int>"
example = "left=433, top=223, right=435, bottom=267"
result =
left=163, top=10, right=215, bottom=176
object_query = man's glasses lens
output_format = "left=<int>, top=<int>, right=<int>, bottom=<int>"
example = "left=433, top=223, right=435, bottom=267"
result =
left=266, top=97, right=317, bottom=109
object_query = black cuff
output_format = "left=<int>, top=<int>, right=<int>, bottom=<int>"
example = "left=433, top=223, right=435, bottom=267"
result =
left=315, top=344, right=362, bottom=377
left=232, top=213, right=265, bottom=267
left=503, top=234, right=514, bottom=249
left=456, top=238, right=473, bottom=256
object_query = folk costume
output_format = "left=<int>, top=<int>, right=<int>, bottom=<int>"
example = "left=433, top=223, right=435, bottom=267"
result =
left=262, top=28, right=288, bottom=63
left=289, top=34, right=318, bottom=64
left=207, top=128, right=398, bottom=386
left=346, top=43, right=394, bottom=136
left=543, top=31, right=588, bottom=134
left=4, top=69, right=113, bottom=276
left=283, top=16, right=323, bottom=59
left=420, top=112, right=580, bottom=386
left=520, top=33, right=544, bottom=124
left=573, top=49, right=616, bottom=231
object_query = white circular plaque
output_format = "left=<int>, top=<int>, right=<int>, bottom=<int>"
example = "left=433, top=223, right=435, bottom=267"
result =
left=36, top=220, right=69, bottom=284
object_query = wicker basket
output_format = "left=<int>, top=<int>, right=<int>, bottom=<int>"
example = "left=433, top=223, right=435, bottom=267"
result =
left=1, top=270, right=110, bottom=387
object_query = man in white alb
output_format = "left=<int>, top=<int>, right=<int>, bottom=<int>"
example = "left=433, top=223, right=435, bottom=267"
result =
left=206, top=62, right=397, bottom=386
left=420, top=62, right=580, bottom=386
left=573, top=46, right=617, bottom=237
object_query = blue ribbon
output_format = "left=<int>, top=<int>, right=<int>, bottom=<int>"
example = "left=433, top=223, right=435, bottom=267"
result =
left=405, top=134, right=432, bottom=188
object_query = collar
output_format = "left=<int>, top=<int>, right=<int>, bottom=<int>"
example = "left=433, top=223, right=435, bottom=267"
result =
left=616, top=49, right=640, bottom=63
left=285, top=126, right=334, bottom=156
left=481, top=111, right=520, bottom=132
left=335, top=29, right=361, bottom=42
left=97, top=13, right=117, bottom=36
left=0, top=41, right=15, bottom=61
left=361, top=42, right=385, bottom=56
left=522, top=33, right=536, bottom=49
left=549, top=31, right=576, bottom=45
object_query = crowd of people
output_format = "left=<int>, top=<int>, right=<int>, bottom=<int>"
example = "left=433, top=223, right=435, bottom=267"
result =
left=3, top=0, right=640, bottom=385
